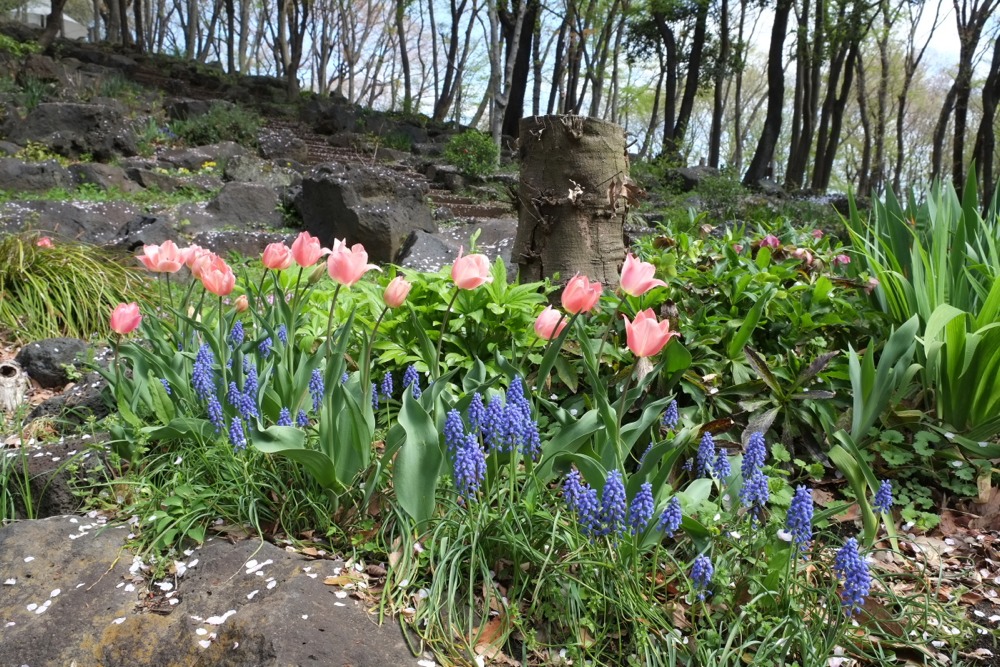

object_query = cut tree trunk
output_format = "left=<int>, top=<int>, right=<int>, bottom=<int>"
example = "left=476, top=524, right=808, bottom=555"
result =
left=0, top=361, right=28, bottom=414
left=513, top=115, right=629, bottom=285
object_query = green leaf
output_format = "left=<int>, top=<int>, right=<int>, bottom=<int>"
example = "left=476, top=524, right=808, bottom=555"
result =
left=141, top=418, right=217, bottom=443
left=146, top=370, right=175, bottom=425
left=727, top=295, right=770, bottom=360
left=252, top=426, right=342, bottom=492
left=393, top=388, right=443, bottom=524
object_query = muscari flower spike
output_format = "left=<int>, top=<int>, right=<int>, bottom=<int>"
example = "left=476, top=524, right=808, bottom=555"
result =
left=662, top=400, right=679, bottom=429
left=786, top=485, right=813, bottom=551
left=659, top=496, right=682, bottom=537
left=381, top=372, right=394, bottom=399
left=628, top=482, right=655, bottom=535
left=192, top=344, right=216, bottom=401
left=230, top=320, right=245, bottom=347
left=403, top=365, right=421, bottom=399
left=873, top=479, right=893, bottom=514
left=696, top=431, right=717, bottom=478
left=713, top=449, right=731, bottom=480
left=258, top=337, right=273, bottom=358
left=443, top=409, right=466, bottom=457
left=467, top=392, right=486, bottom=434
left=739, top=432, right=770, bottom=512
left=597, top=470, right=627, bottom=539
left=296, top=409, right=310, bottom=428
left=276, top=324, right=288, bottom=345
left=690, top=555, right=714, bottom=600
left=229, top=416, right=247, bottom=451
left=207, top=394, right=224, bottom=433
left=277, top=407, right=293, bottom=427
left=159, top=378, right=171, bottom=395
left=309, top=369, right=324, bottom=412
left=834, top=537, right=871, bottom=616
left=452, top=432, right=487, bottom=499
left=371, top=383, right=379, bottom=410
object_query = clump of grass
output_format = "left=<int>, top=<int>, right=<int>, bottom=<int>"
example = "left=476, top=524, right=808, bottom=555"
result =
left=169, top=103, right=261, bottom=149
left=0, top=233, right=151, bottom=343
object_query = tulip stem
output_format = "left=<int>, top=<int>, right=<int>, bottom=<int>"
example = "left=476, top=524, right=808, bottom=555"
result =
left=614, top=370, right=634, bottom=467
left=361, top=306, right=389, bottom=393
left=434, top=289, right=460, bottom=380
left=217, top=295, right=228, bottom=390
left=324, top=284, right=343, bottom=360
left=596, top=296, right=624, bottom=365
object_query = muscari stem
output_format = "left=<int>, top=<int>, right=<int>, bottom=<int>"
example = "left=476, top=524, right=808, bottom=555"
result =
left=433, top=289, right=461, bottom=380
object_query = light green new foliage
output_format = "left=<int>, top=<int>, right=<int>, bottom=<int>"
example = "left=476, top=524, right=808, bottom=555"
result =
left=0, top=233, right=150, bottom=343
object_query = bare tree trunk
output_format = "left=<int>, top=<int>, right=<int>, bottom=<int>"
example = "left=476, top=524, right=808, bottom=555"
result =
left=855, top=56, right=873, bottom=193
left=514, top=115, right=630, bottom=285
left=974, top=32, right=1000, bottom=200
left=395, top=0, right=413, bottom=112
left=37, top=0, right=68, bottom=50
left=708, top=0, right=730, bottom=168
left=744, top=0, right=792, bottom=185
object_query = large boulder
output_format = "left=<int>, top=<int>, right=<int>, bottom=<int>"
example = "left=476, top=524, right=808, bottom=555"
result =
left=0, top=200, right=145, bottom=244
left=0, top=158, right=74, bottom=193
left=205, top=182, right=284, bottom=227
left=158, top=142, right=247, bottom=171
left=69, top=163, right=142, bottom=193
left=297, top=163, right=436, bottom=264
left=0, top=517, right=425, bottom=667
left=14, top=338, right=89, bottom=389
left=223, top=155, right=301, bottom=189
left=2, top=103, right=138, bottom=161
left=257, top=126, right=309, bottom=164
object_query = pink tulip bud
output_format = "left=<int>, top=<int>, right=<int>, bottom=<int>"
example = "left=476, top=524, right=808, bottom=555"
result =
left=137, top=240, right=185, bottom=273
left=199, top=254, right=236, bottom=296
left=620, top=253, right=667, bottom=297
left=180, top=245, right=210, bottom=269
left=234, top=295, right=249, bottom=312
left=383, top=276, right=412, bottom=308
left=110, top=302, right=142, bottom=335
left=562, top=274, right=603, bottom=314
left=36, top=236, right=53, bottom=248
left=327, top=243, right=381, bottom=287
left=290, top=231, right=330, bottom=267
left=534, top=306, right=567, bottom=340
left=262, top=242, right=294, bottom=270
left=451, top=249, right=493, bottom=290
left=622, top=308, right=678, bottom=358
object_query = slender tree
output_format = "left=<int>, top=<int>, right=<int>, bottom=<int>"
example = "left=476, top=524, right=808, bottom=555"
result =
left=744, top=0, right=793, bottom=185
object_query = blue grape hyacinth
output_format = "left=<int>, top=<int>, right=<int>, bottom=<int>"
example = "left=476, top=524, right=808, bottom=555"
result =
left=159, top=378, right=171, bottom=395
left=696, top=431, right=716, bottom=478
left=452, top=433, right=486, bottom=498
left=296, top=409, right=309, bottom=428
left=309, top=369, right=324, bottom=412
left=207, top=394, right=224, bottom=433
left=834, top=537, right=871, bottom=616
left=229, top=320, right=244, bottom=347
left=443, top=409, right=466, bottom=456
left=403, top=365, right=421, bottom=399
left=739, top=432, right=769, bottom=512
left=659, top=497, right=682, bottom=537
left=276, top=324, right=288, bottom=345
left=192, top=344, right=216, bottom=401
left=277, top=407, right=293, bottom=427
left=627, top=482, right=655, bottom=535
left=563, top=470, right=601, bottom=536
left=873, top=479, right=893, bottom=514
left=380, top=372, right=394, bottom=399
left=597, top=470, right=627, bottom=538
left=229, top=417, right=247, bottom=451
left=258, top=337, right=273, bottom=358
left=786, top=485, right=813, bottom=551
left=713, top=449, right=731, bottom=480
left=690, top=555, right=714, bottom=600
left=662, top=400, right=679, bottom=429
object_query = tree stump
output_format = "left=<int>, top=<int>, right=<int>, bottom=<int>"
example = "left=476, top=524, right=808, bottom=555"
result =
left=512, top=115, right=632, bottom=285
left=0, top=360, right=29, bottom=414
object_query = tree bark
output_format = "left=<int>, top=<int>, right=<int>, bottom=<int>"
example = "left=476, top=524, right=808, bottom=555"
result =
left=514, top=115, right=629, bottom=285
left=974, top=33, right=1000, bottom=200
left=744, top=0, right=792, bottom=185
left=708, top=0, right=730, bottom=168
left=38, top=0, right=69, bottom=51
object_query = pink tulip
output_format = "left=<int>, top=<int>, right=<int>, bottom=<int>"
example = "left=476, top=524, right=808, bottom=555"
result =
left=199, top=254, right=236, bottom=296
left=180, top=245, right=210, bottom=269
left=811, top=229, right=825, bottom=240
left=451, top=249, right=493, bottom=290
left=562, top=274, right=603, bottom=314
left=534, top=306, right=567, bottom=340
left=262, top=242, right=294, bottom=270
left=383, top=276, right=412, bottom=308
left=760, top=235, right=780, bottom=249
left=327, top=243, right=380, bottom=287
left=622, top=308, right=678, bottom=358
left=290, top=231, right=330, bottom=267
left=110, top=302, right=142, bottom=335
left=234, top=295, right=249, bottom=312
left=137, top=240, right=185, bottom=273
left=833, top=254, right=851, bottom=266
left=620, top=253, right=667, bottom=297
left=36, top=236, right=53, bottom=248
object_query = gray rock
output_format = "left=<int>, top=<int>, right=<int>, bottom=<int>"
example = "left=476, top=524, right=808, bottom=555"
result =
left=754, top=177, right=785, bottom=197
left=7, top=436, right=108, bottom=519
left=14, top=338, right=89, bottom=389
left=0, top=200, right=145, bottom=245
left=159, top=141, right=247, bottom=171
left=164, top=97, right=233, bottom=121
left=426, top=163, right=466, bottom=193
left=223, top=155, right=301, bottom=189
left=26, top=370, right=110, bottom=429
left=69, top=162, right=142, bottom=193
left=396, top=229, right=459, bottom=272
left=412, top=142, right=443, bottom=157
left=0, top=516, right=425, bottom=667
left=2, top=103, right=138, bottom=161
left=191, top=229, right=296, bottom=257
left=0, top=158, right=74, bottom=193
left=112, top=215, right=173, bottom=252
left=257, top=127, right=309, bottom=164
left=0, top=140, right=21, bottom=156
left=297, top=163, right=436, bottom=264
left=125, top=167, right=188, bottom=193
left=666, top=166, right=720, bottom=192
left=206, top=182, right=283, bottom=227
